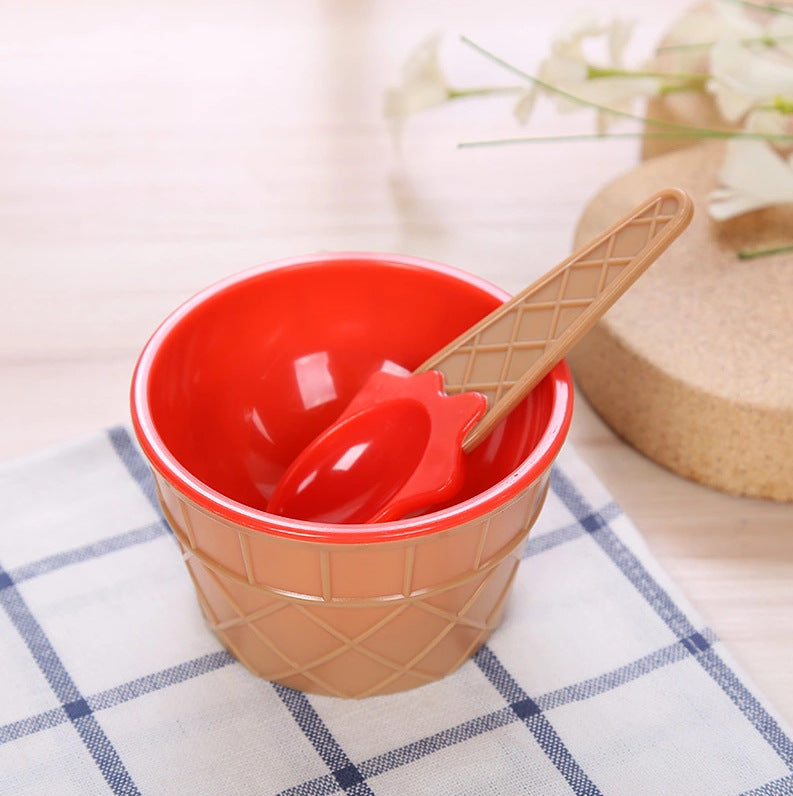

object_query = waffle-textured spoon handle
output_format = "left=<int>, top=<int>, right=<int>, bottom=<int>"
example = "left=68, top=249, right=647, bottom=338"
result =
left=417, top=187, right=694, bottom=452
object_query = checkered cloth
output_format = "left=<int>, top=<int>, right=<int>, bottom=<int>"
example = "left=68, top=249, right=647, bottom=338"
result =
left=1, top=427, right=792, bottom=795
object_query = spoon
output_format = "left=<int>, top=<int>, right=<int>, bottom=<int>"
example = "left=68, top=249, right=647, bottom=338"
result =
left=268, top=188, right=694, bottom=524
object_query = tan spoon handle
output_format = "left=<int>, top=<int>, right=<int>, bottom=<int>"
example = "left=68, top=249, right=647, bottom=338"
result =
left=417, top=187, right=694, bottom=452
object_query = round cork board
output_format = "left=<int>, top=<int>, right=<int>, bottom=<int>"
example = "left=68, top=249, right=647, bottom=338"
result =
left=568, top=140, right=793, bottom=501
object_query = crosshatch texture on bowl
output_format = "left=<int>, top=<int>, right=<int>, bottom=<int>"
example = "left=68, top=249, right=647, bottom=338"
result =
left=152, top=468, right=550, bottom=698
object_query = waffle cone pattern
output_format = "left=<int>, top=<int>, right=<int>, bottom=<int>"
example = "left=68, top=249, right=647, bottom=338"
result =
left=152, top=469, right=550, bottom=698
left=422, top=192, right=686, bottom=449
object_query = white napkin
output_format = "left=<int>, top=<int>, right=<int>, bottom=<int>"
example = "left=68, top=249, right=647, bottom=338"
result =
left=1, top=427, right=791, bottom=795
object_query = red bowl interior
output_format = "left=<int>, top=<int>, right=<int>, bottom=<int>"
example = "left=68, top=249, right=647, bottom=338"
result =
left=131, top=253, right=573, bottom=538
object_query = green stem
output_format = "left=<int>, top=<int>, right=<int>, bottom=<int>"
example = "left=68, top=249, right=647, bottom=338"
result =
left=770, top=95, right=793, bottom=113
left=738, top=241, right=793, bottom=259
left=457, top=130, right=793, bottom=147
left=719, top=0, right=793, bottom=18
left=460, top=35, right=714, bottom=132
left=751, top=96, right=793, bottom=114
left=657, top=33, right=793, bottom=52
left=458, top=35, right=793, bottom=143
left=587, top=65, right=708, bottom=82
left=447, top=85, right=523, bottom=100
left=658, top=79, right=710, bottom=96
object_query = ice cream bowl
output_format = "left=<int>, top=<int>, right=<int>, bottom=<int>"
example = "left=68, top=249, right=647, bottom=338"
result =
left=130, top=252, right=573, bottom=698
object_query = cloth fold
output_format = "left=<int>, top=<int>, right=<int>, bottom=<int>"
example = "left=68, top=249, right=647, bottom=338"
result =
left=0, top=427, right=791, bottom=795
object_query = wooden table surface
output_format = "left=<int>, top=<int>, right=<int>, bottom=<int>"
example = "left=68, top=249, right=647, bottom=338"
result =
left=2, top=0, right=791, bottom=725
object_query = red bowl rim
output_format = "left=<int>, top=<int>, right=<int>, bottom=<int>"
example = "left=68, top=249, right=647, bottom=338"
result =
left=130, top=251, right=574, bottom=544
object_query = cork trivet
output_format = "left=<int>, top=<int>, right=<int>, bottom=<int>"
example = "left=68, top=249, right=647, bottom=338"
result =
left=568, top=140, right=793, bottom=501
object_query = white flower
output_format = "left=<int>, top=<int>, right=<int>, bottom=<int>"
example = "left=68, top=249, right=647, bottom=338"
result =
left=744, top=106, right=793, bottom=140
left=384, top=35, right=451, bottom=133
left=513, top=88, right=538, bottom=124
left=653, top=3, right=761, bottom=72
left=708, top=36, right=793, bottom=123
left=768, top=14, right=793, bottom=58
left=607, top=17, right=634, bottom=65
left=709, top=137, right=793, bottom=220
left=516, top=12, right=602, bottom=124
left=523, top=11, right=660, bottom=133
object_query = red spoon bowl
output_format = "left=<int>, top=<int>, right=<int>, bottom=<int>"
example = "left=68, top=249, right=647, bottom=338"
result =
left=131, top=252, right=573, bottom=543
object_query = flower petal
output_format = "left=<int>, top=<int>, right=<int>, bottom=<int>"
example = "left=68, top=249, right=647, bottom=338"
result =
left=537, top=52, right=588, bottom=87
left=653, top=5, right=760, bottom=72
left=402, top=34, right=446, bottom=87
left=768, top=15, right=793, bottom=58
left=552, top=10, right=604, bottom=59
left=607, top=18, right=635, bottom=66
left=708, top=187, right=768, bottom=221
left=744, top=108, right=790, bottom=137
left=709, top=37, right=793, bottom=122
left=709, top=137, right=793, bottom=219
left=514, top=87, right=538, bottom=124
left=384, top=34, right=450, bottom=126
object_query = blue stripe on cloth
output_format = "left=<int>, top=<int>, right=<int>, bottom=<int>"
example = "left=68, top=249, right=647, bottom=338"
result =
left=8, top=520, right=168, bottom=585
left=107, top=426, right=162, bottom=515
left=474, top=644, right=602, bottom=795
left=87, top=650, right=235, bottom=712
left=358, top=705, right=516, bottom=779
left=279, top=706, right=519, bottom=796
left=277, top=629, right=721, bottom=796
left=0, top=651, right=236, bottom=746
left=740, top=774, right=793, bottom=796
left=697, top=648, right=793, bottom=772
left=549, top=466, right=793, bottom=773
left=273, top=685, right=375, bottom=795
left=0, top=706, right=67, bottom=745
left=523, top=501, right=622, bottom=559
left=537, top=629, right=717, bottom=712
left=0, top=561, right=140, bottom=795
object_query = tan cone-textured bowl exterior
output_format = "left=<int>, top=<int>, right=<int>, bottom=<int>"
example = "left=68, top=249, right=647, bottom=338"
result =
left=152, top=467, right=550, bottom=698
